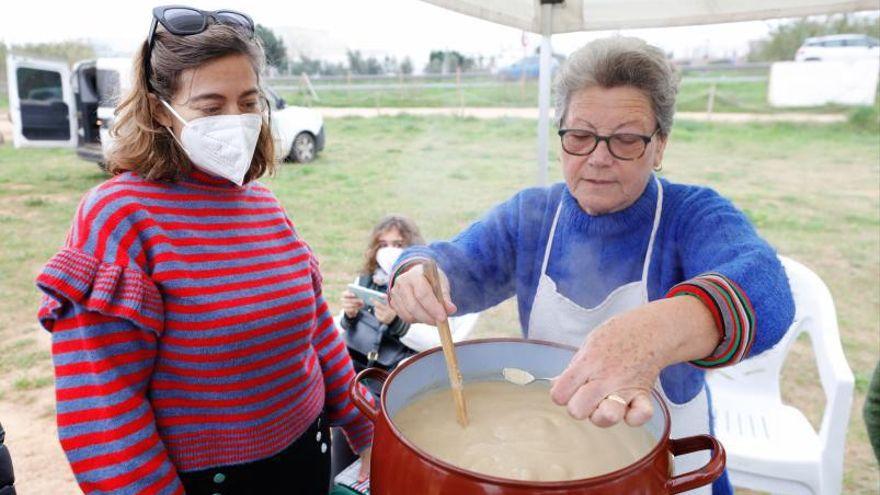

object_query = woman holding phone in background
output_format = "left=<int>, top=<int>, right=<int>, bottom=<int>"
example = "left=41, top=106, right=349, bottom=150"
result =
left=339, top=215, right=426, bottom=383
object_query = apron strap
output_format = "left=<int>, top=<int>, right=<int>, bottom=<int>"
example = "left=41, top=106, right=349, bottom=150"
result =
left=640, top=176, right=664, bottom=283
left=540, top=201, right=564, bottom=275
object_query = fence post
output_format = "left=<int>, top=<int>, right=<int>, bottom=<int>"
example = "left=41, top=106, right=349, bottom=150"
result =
left=373, top=82, right=380, bottom=115
left=301, top=73, right=318, bottom=102
left=398, top=71, right=404, bottom=99
left=456, top=65, right=463, bottom=116
left=706, top=82, right=717, bottom=121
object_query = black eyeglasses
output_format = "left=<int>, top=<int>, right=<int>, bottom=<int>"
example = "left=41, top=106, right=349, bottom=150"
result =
left=144, top=5, right=255, bottom=89
left=557, top=128, right=660, bottom=161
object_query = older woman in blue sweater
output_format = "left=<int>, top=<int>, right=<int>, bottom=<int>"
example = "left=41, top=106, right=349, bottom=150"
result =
left=388, top=36, right=794, bottom=494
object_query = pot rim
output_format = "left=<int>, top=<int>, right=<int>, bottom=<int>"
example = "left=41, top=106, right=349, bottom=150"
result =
left=378, top=337, right=673, bottom=488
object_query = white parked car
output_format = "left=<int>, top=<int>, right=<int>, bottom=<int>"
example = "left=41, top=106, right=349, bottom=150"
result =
left=262, top=85, right=324, bottom=163
left=5, top=55, right=324, bottom=167
left=794, top=34, right=880, bottom=62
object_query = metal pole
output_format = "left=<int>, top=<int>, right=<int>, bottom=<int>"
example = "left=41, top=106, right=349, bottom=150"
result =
left=536, top=2, right=554, bottom=186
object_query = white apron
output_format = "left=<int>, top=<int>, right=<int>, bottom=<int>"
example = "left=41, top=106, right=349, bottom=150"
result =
left=528, top=178, right=711, bottom=495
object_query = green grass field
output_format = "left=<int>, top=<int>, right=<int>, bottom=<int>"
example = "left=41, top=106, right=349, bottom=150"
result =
left=0, top=116, right=878, bottom=492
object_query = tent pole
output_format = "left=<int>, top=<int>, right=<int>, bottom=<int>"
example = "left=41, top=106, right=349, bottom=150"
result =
left=536, top=2, right=554, bottom=186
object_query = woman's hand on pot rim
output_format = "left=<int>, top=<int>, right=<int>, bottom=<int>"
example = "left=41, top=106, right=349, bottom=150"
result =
left=549, top=316, right=660, bottom=428
left=549, top=297, right=719, bottom=428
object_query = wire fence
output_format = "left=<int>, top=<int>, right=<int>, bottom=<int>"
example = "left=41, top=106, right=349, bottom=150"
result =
left=264, top=64, right=780, bottom=114
left=0, top=63, right=770, bottom=104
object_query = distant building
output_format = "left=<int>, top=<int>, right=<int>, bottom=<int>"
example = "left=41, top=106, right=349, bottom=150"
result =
left=273, top=26, right=350, bottom=65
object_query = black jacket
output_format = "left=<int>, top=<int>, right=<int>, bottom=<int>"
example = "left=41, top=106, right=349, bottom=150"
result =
left=340, top=275, right=410, bottom=338
left=340, top=274, right=415, bottom=376
left=0, top=422, right=16, bottom=495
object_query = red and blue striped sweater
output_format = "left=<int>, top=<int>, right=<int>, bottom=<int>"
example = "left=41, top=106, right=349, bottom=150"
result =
left=36, top=170, right=373, bottom=494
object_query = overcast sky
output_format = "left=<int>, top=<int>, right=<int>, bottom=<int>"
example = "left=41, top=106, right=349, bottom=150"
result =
left=1, top=0, right=874, bottom=66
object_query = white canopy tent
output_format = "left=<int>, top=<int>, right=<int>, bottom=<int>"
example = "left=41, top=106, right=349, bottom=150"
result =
left=420, top=0, right=878, bottom=184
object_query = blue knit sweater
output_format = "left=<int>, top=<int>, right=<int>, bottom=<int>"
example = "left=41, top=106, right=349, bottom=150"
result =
left=398, top=177, right=794, bottom=404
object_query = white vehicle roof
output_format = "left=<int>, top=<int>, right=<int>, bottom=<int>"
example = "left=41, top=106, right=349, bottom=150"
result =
left=804, top=33, right=877, bottom=42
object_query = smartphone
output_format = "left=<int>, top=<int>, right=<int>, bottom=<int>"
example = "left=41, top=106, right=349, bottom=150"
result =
left=347, top=283, right=387, bottom=307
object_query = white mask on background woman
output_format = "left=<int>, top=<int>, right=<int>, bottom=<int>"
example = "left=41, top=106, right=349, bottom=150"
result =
left=373, top=246, right=404, bottom=286
left=376, top=247, right=403, bottom=275
left=161, top=99, right=262, bottom=186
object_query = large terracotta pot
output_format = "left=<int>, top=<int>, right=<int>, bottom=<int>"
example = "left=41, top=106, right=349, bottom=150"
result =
left=350, top=338, right=725, bottom=495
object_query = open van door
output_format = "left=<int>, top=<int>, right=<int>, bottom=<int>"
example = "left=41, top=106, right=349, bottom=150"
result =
left=5, top=54, right=77, bottom=148
left=95, top=58, right=131, bottom=160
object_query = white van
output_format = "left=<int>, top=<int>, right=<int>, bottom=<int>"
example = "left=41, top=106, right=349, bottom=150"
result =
left=795, top=34, right=880, bottom=62
left=5, top=54, right=325, bottom=167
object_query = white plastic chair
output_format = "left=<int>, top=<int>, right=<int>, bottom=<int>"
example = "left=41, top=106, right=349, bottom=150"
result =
left=706, top=256, right=854, bottom=494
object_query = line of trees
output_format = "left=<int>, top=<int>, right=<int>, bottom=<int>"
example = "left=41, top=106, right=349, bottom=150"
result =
left=256, top=24, right=289, bottom=74
left=285, top=52, right=415, bottom=77
left=282, top=49, right=493, bottom=77
left=0, top=25, right=490, bottom=82
left=0, top=27, right=485, bottom=84
left=257, top=25, right=492, bottom=77
left=280, top=49, right=491, bottom=77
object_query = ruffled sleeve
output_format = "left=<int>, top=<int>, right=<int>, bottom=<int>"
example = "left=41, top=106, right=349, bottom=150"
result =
left=36, top=247, right=164, bottom=336
left=35, top=247, right=182, bottom=493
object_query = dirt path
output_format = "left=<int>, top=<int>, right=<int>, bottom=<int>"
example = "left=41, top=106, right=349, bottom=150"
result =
left=2, top=394, right=79, bottom=494
left=1, top=321, right=78, bottom=494
left=1, top=325, right=79, bottom=495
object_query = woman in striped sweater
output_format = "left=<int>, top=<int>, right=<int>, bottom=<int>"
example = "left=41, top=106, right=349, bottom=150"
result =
left=35, top=7, right=371, bottom=494
left=389, top=37, right=795, bottom=495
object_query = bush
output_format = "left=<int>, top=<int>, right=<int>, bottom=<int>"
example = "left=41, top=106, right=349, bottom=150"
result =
left=847, top=106, right=880, bottom=132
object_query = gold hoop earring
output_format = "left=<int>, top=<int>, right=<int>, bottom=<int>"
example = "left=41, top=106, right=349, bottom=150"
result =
left=653, top=163, right=663, bottom=172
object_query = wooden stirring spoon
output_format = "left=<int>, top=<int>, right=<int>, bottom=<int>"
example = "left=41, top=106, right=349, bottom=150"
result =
left=422, top=260, right=469, bottom=427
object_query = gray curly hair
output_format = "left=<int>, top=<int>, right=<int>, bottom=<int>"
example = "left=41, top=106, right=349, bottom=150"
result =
left=554, top=36, right=680, bottom=137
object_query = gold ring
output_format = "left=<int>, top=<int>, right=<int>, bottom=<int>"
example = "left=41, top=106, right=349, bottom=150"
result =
left=605, top=394, right=628, bottom=407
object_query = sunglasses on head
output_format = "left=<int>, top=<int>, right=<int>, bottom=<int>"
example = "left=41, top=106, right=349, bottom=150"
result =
left=144, top=5, right=255, bottom=89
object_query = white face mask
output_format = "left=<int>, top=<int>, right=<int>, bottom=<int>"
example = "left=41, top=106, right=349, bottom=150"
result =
left=376, top=246, right=404, bottom=275
left=161, top=99, right=262, bottom=186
